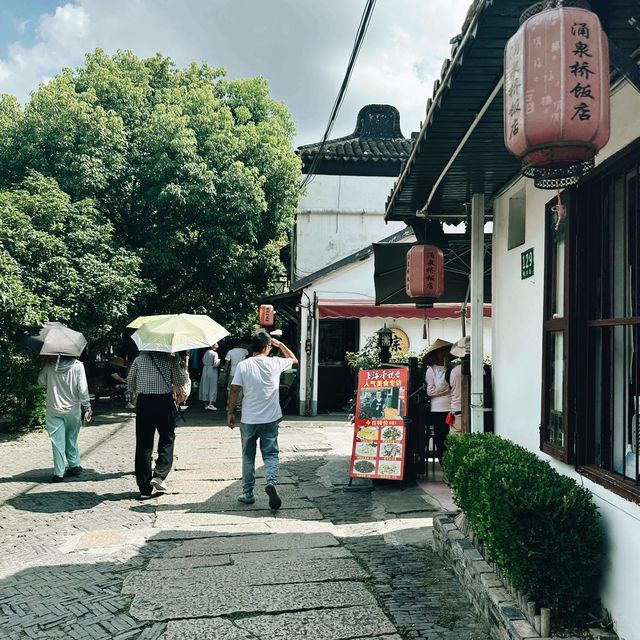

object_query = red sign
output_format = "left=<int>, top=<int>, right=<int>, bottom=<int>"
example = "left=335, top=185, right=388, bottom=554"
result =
left=349, top=368, right=408, bottom=481
left=504, top=6, right=610, bottom=168
left=406, top=245, right=445, bottom=299
left=259, top=304, right=274, bottom=327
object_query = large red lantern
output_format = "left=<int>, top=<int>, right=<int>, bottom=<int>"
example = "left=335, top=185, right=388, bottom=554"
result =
left=406, top=245, right=445, bottom=299
left=504, top=3, right=610, bottom=188
left=259, top=304, right=274, bottom=327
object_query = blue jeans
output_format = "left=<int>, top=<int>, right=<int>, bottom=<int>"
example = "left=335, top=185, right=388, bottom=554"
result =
left=240, top=421, right=280, bottom=494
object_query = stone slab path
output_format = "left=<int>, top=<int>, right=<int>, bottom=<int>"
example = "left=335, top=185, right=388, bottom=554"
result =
left=0, top=407, right=491, bottom=640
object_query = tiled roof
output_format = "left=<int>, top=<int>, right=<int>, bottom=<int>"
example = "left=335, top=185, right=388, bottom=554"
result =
left=297, top=104, right=412, bottom=176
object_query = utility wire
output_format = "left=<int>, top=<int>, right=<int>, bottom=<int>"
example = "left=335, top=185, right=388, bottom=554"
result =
left=300, top=0, right=377, bottom=190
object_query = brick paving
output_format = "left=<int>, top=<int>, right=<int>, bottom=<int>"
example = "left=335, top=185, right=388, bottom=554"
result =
left=0, top=406, right=492, bottom=640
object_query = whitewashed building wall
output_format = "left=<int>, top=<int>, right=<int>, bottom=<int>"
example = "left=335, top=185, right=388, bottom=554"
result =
left=491, top=80, right=640, bottom=640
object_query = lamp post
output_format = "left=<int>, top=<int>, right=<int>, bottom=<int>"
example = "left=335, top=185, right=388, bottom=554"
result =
left=377, top=324, right=393, bottom=364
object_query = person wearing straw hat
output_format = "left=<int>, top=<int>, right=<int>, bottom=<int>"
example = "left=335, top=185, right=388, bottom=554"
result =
left=449, top=336, right=470, bottom=434
left=423, top=338, right=453, bottom=465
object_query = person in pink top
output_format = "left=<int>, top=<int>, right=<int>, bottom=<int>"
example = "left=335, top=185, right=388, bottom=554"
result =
left=424, top=338, right=453, bottom=465
left=448, top=336, right=470, bottom=434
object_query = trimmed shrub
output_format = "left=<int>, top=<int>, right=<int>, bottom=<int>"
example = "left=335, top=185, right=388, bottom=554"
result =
left=442, top=433, right=604, bottom=625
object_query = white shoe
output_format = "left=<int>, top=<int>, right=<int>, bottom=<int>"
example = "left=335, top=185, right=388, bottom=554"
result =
left=205, top=404, right=217, bottom=411
left=150, top=477, right=168, bottom=493
left=126, top=402, right=135, bottom=409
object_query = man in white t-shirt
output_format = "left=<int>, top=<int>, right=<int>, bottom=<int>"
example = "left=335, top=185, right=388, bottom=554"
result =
left=227, top=332, right=298, bottom=509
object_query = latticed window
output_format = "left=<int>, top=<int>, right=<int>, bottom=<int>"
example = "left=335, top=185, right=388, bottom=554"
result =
left=542, top=145, right=640, bottom=501
left=577, top=158, right=640, bottom=496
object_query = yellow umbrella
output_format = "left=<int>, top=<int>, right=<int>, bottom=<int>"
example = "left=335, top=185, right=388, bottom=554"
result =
left=127, top=314, right=172, bottom=329
left=131, top=314, right=229, bottom=353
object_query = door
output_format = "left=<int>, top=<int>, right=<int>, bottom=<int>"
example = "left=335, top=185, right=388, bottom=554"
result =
left=317, top=319, right=359, bottom=412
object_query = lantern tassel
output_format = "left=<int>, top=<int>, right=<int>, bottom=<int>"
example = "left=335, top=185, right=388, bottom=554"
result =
left=422, top=309, right=427, bottom=340
left=554, top=189, right=566, bottom=231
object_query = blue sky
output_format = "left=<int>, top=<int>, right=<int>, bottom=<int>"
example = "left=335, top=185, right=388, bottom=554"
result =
left=0, top=0, right=60, bottom=55
left=0, top=1, right=471, bottom=145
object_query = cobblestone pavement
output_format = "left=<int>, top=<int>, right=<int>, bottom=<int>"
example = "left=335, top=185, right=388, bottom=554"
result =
left=0, top=404, right=492, bottom=640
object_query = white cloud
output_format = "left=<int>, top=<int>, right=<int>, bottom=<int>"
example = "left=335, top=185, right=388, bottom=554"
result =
left=0, top=3, right=92, bottom=100
left=0, top=0, right=471, bottom=143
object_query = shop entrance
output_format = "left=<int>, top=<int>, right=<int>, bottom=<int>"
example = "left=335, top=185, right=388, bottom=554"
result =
left=317, top=319, right=359, bottom=412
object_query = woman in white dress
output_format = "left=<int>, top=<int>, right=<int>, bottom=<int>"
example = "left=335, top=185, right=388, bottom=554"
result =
left=199, top=343, right=220, bottom=410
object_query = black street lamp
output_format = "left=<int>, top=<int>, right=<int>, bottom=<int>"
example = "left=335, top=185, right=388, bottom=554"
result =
left=377, top=324, right=393, bottom=364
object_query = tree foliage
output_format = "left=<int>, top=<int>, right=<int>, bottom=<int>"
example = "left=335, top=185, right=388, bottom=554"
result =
left=0, top=172, right=143, bottom=430
left=1, top=49, right=302, bottom=336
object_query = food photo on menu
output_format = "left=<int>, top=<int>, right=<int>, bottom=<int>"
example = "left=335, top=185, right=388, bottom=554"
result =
left=356, top=425, right=379, bottom=441
left=380, top=442, right=402, bottom=459
left=352, top=459, right=377, bottom=475
left=381, top=425, right=403, bottom=441
left=355, top=441, right=379, bottom=457
left=377, top=461, right=402, bottom=478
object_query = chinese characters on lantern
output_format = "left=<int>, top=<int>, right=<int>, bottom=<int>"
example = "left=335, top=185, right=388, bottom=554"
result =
left=569, top=21, right=593, bottom=121
left=505, top=37, right=523, bottom=140
left=405, top=244, right=445, bottom=299
left=349, top=369, right=408, bottom=481
left=503, top=7, right=610, bottom=173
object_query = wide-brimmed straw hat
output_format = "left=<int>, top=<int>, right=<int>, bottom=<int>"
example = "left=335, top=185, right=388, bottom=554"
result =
left=451, top=336, right=470, bottom=358
left=424, top=338, right=453, bottom=356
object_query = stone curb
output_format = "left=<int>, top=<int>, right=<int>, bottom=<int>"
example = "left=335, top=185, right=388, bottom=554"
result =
left=432, top=515, right=618, bottom=640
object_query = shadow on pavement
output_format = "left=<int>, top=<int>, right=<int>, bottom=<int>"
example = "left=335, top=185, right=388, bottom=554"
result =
left=7, top=489, right=139, bottom=513
left=0, top=468, right=131, bottom=485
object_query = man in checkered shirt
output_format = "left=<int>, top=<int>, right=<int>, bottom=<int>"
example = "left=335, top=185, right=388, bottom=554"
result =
left=127, top=351, right=187, bottom=499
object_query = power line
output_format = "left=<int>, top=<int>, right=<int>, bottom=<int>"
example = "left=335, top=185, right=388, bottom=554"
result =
left=300, top=0, right=377, bottom=190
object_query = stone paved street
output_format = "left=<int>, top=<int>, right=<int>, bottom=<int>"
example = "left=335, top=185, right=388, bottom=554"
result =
left=0, top=405, right=492, bottom=640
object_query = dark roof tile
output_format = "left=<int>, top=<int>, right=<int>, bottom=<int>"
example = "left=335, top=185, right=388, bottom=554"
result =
left=298, top=104, right=411, bottom=175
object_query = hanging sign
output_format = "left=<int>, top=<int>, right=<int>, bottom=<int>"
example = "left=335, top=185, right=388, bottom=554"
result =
left=349, top=368, right=408, bottom=481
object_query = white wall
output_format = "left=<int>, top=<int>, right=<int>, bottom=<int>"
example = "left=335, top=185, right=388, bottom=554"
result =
left=296, top=174, right=405, bottom=276
left=299, top=174, right=397, bottom=213
left=491, top=79, right=640, bottom=640
left=492, top=177, right=547, bottom=453
left=359, top=317, right=492, bottom=358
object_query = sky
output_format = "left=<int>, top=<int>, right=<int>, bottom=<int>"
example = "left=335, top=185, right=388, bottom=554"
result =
left=0, top=0, right=471, bottom=146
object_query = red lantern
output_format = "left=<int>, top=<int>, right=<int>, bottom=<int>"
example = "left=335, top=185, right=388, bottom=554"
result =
left=504, top=5, right=610, bottom=188
left=406, top=245, right=445, bottom=299
left=259, top=304, right=274, bottom=327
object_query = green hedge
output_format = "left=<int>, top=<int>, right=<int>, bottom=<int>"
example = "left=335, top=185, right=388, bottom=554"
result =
left=442, top=433, right=604, bottom=625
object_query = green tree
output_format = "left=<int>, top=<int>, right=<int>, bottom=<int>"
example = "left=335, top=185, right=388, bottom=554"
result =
left=0, top=172, right=143, bottom=430
left=1, top=49, right=302, bottom=336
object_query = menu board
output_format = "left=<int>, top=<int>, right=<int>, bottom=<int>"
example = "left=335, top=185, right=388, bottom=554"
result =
left=349, top=368, right=408, bottom=481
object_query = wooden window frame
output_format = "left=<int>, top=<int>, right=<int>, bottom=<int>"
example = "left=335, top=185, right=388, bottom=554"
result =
left=541, top=191, right=573, bottom=462
left=573, top=159, right=640, bottom=503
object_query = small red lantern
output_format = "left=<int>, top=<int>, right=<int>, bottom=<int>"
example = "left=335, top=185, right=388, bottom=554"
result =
left=504, top=4, right=610, bottom=188
left=259, top=304, right=274, bottom=327
left=406, top=245, right=445, bottom=299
